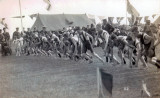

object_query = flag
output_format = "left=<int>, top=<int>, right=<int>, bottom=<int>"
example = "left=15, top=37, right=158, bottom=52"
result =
left=144, top=16, right=149, bottom=22
left=43, top=0, right=51, bottom=10
left=127, top=0, right=139, bottom=25
left=116, top=17, right=124, bottom=25
left=108, top=17, right=114, bottom=25
left=127, top=17, right=132, bottom=26
left=131, top=15, right=136, bottom=25
left=95, top=16, right=102, bottom=24
left=97, top=67, right=113, bottom=98
left=29, top=14, right=38, bottom=19
left=152, top=14, right=157, bottom=19
left=135, top=17, right=142, bottom=24
left=127, top=16, right=137, bottom=26
left=87, top=14, right=95, bottom=19
left=127, top=0, right=140, bottom=17
left=138, top=17, right=143, bottom=23
left=116, top=17, right=120, bottom=24
left=98, top=16, right=106, bottom=21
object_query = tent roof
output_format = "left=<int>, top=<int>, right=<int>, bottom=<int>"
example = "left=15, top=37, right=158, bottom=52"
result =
left=31, top=14, right=94, bottom=31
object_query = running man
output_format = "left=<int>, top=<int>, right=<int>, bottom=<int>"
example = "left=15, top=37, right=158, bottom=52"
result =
left=132, top=26, right=160, bottom=69
left=77, top=27, right=105, bottom=64
left=96, top=24, right=110, bottom=62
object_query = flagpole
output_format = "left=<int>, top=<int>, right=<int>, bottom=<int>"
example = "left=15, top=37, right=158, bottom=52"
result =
left=19, top=0, right=24, bottom=33
left=159, top=0, right=160, bottom=14
left=126, top=0, right=128, bottom=26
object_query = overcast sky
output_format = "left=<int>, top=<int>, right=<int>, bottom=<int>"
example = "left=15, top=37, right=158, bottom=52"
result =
left=0, top=0, right=160, bottom=17
left=0, top=0, right=159, bottom=17
left=0, top=0, right=159, bottom=35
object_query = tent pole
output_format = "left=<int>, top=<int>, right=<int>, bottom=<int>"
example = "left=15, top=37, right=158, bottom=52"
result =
left=19, top=0, right=24, bottom=33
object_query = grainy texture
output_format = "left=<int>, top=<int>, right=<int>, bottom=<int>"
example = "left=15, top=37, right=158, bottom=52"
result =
left=0, top=47, right=160, bottom=98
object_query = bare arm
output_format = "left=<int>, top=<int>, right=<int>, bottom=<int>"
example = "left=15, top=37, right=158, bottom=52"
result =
left=71, top=38, right=77, bottom=54
left=148, top=37, right=154, bottom=50
left=103, top=32, right=109, bottom=52
left=135, top=42, right=141, bottom=66
left=86, top=33, right=94, bottom=43
left=124, top=40, right=135, bottom=49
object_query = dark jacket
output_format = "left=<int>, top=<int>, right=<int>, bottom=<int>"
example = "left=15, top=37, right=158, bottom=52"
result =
left=3, top=32, right=10, bottom=41
left=102, top=24, right=114, bottom=34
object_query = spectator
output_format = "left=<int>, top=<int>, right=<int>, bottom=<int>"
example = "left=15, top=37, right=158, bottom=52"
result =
left=13, top=27, right=21, bottom=40
left=3, top=27, right=10, bottom=43
left=0, top=29, right=4, bottom=43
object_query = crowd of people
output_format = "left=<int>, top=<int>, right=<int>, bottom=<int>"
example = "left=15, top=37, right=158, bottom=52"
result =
left=0, top=19, right=160, bottom=70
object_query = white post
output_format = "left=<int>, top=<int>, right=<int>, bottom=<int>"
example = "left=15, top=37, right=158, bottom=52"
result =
left=97, top=67, right=100, bottom=97
left=19, top=0, right=24, bottom=34
left=126, top=0, right=128, bottom=26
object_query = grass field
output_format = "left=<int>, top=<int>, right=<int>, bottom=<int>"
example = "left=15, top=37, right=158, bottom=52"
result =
left=0, top=47, right=160, bottom=98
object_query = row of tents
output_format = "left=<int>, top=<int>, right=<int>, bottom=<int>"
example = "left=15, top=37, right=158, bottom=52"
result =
left=31, top=13, right=160, bottom=31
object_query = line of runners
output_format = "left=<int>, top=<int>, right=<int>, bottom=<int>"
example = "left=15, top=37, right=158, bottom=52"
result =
left=11, top=19, right=160, bottom=70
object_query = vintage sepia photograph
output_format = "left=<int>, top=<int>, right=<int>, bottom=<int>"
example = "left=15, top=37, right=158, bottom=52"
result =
left=0, top=0, right=160, bottom=98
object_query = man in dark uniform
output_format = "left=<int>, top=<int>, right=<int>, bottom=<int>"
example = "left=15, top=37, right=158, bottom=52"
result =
left=132, top=26, right=160, bottom=69
left=0, top=29, right=4, bottom=55
left=0, top=29, right=4, bottom=43
left=102, top=19, right=114, bottom=35
left=1, top=28, right=11, bottom=56
left=40, top=26, right=48, bottom=36
left=26, top=28, right=32, bottom=35
left=33, top=26, right=39, bottom=33
left=86, top=25, right=90, bottom=32
left=13, top=27, right=20, bottom=40
left=3, top=28, right=10, bottom=43
left=88, top=24, right=96, bottom=38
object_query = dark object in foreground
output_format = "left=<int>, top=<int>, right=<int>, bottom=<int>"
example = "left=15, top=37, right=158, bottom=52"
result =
left=97, top=67, right=113, bottom=98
